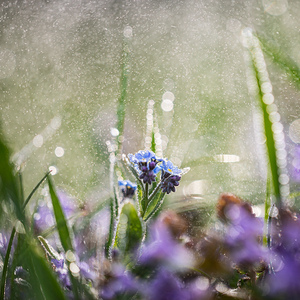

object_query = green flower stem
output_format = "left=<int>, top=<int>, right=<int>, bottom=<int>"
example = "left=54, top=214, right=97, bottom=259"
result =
left=144, top=192, right=166, bottom=223
left=145, top=181, right=162, bottom=212
left=143, top=183, right=149, bottom=213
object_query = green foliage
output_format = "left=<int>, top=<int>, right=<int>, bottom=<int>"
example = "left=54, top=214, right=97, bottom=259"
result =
left=0, top=131, right=23, bottom=223
left=27, top=241, right=67, bottom=300
left=47, top=176, right=74, bottom=252
left=114, top=202, right=143, bottom=255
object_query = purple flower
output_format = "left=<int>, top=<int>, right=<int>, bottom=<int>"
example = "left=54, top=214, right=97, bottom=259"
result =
left=0, top=232, right=9, bottom=256
left=265, top=210, right=300, bottom=297
left=223, top=204, right=268, bottom=266
left=128, top=150, right=162, bottom=184
left=145, top=268, right=190, bottom=300
left=139, top=219, right=194, bottom=270
left=51, top=258, right=71, bottom=289
left=78, top=261, right=97, bottom=282
left=118, top=180, right=137, bottom=198
left=290, top=146, right=300, bottom=182
left=160, top=160, right=182, bottom=194
left=34, top=190, right=77, bottom=232
left=101, top=264, right=141, bottom=300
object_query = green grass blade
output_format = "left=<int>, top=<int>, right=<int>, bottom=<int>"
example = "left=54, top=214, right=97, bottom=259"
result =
left=23, top=171, right=50, bottom=210
left=114, top=202, right=143, bottom=255
left=116, top=37, right=131, bottom=154
left=244, top=30, right=288, bottom=207
left=47, top=176, right=81, bottom=299
left=144, top=190, right=166, bottom=222
left=38, top=235, right=61, bottom=260
left=0, top=130, right=23, bottom=222
left=47, top=176, right=73, bottom=252
left=105, top=197, right=116, bottom=259
left=28, top=242, right=67, bottom=300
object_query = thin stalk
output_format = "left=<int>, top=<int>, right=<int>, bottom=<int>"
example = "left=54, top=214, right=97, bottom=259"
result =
left=263, top=172, right=272, bottom=246
left=267, top=204, right=275, bottom=275
left=0, top=227, right=16, bottom=300
left=145, top=181, right=162, bottom=212
left=143, top=183, right=149, bottom=213
left=116, top=39, right=130, bottom=154
left=23, top=171, right=50, bottom=210
left=18, top=172, right=24, bottom=204
left=144, top=193, right=166, bottom=223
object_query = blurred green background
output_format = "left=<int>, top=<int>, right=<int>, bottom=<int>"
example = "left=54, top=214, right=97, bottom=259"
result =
left=0, top=0, right=299, bottom=214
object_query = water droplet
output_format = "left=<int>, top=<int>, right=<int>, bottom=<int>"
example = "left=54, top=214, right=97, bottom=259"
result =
left=161, top=99, right=174, bottom=112
left=289, top=119, right=300, bottom=143
left=49, top=166, right=57, bottom=175
left=162, top=91, right=175, bottom=102
left=55, top=146, right=65, bottom=157
left=110, top=128, right=119, bottom=137
left=262, top=0, right=288, bottom=16
left=69, top=262, right=80, bottom=274
left=33, top=135, right=43, bottom=148
left=123, top=26, right=133, bottom=38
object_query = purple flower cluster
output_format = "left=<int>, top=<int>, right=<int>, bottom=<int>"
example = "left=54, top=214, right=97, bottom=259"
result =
left=128, top=150, right=183, bottom=194
left=101, top=218, right=211, bottom=300
left=34, top=190, right=77, bottom=233
left=51, top=258, right=71, bottom=289
left=264, top=209, right=300, bottom=298
left=223, top=204, right=268, bottom=266
left=128, top=150, right=162, bottom=184
left=118, top=180, right=137, bottom=198
left=160, top=160, right=182, bottom=194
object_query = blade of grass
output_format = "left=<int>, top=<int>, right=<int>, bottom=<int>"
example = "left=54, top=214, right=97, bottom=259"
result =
left=47, top=176, right=73, bottom=252
left=23, top=171, right=50, bottom=210
left=27, top=241, right=67, bottom=299
left=47, top=176, right=81, bottom=300
left=0, top=130, right=23, bottom=223
left=116, top=36, right=131, bottom=154
left=244, top=30, right=288, bottom=207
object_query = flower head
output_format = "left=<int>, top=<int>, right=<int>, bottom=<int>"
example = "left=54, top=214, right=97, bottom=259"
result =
left=160, top=160, right=182, bottom=194
left=128, top=150, right=162, bottom=184
left=118, top=180, right=137, bottom=198
left=223, top=204, right=268, bottom=266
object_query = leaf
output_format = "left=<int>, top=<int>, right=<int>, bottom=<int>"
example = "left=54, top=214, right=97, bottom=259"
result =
left=116, top=38, right=131, bottom=153
left=0, top=130, right=23, bottom=223
left=47, top=176, right=73, bottom=252
left=27, top=241, right=67, bottom=300
left=38, top=235, right=61, bottom=260
left=245, top=32, right=284, bottom=207
left=114, top=202, right=143, bottom=255
left=144, top=190, right=166, bottom=222
left=47, top=176, right=81, bottom=299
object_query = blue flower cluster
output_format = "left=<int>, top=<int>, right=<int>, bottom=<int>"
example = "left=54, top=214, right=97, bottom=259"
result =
left=128, top=150, right=182, bottom=194
left=118, top=180, right=137, bottom=198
